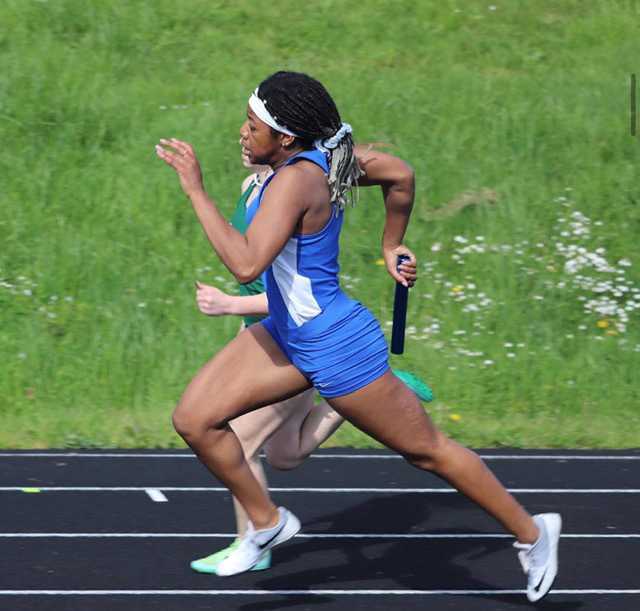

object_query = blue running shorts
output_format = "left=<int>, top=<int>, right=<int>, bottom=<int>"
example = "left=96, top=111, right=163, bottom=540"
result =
left=260, top=301, right=389, bottom=398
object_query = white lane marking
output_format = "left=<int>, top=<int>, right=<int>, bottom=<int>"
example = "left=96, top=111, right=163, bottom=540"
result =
left=313, top=454, right=640, bottom=461
left=145, top=489, right=167, bottom=503
left=2, top=486, right=640, bottom=493
left=1, top=532, right=639, bottom=539
left=1, top=452, right=639, bottom=460
left=0, top=453, right=195, bottom=458
left=0, top=589, right=639, bottom=595
left=310, top=454, right=640, bottom=460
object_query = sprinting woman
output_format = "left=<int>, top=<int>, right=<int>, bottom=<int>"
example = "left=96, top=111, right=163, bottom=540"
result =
left=189, top=145, right=426, bottom=574
left=156, top=71, right=561, bottom=602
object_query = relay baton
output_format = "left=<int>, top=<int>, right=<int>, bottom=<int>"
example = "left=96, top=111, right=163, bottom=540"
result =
left=391, top=254, right=410, bottom=355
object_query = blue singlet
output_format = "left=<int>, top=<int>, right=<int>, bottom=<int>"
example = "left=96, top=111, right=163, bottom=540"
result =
left=247, top=149, right=389, bottom=398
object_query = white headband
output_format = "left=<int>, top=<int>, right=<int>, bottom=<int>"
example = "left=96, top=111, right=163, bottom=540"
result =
left=248, top=89, right=299, bottom=137
left=248, top=88, right=352, bottom=151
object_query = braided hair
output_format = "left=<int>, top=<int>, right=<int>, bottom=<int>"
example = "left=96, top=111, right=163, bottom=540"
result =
left=257, top=71, right=362, bottom=209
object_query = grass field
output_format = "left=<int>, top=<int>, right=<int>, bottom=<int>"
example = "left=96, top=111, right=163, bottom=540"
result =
left=1, top=0, right=639, bottom=448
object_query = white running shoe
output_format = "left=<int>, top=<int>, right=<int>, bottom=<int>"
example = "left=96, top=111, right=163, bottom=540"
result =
left=514, top=513, right=562, bottom=602
left=216, top=507, right=300, bottom=577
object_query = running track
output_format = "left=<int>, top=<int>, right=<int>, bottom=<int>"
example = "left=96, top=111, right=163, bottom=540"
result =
left=1, top=448, right=639, bottom=611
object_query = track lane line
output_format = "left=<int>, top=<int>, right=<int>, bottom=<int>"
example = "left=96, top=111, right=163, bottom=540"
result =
left=1, top=532, right=639, bottom=539
left=145, top=489, right=168, bottom=502
left=1, top=589, right=639, bottom=595
left=3, top=486, right=640, bottom=493
left=1, top=452, right=640, bottom=460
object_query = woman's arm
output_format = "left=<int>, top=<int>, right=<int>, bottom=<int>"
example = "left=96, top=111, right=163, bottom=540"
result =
left=156, top=138, right=306, bottom=284
left=195, top=282, right=269, bottom=317
left=354, top=146, right=417, bottom=287
left=157, top=139, right=416, bottom=286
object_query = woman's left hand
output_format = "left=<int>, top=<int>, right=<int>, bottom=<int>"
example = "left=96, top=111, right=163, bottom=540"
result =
left=382, top=245, right=417, bottom=287
left=195, top=281, right=231, bottom=316
left=155, top=138, right=205, bottom=198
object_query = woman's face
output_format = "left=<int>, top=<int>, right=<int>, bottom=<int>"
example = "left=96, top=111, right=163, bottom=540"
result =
left=239, top=141, right=270, bottom=174
left=239, top=107, right=281, bottom=165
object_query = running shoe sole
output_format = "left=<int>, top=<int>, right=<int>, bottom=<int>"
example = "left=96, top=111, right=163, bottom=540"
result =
left=191, top=548, right=271, bottom=574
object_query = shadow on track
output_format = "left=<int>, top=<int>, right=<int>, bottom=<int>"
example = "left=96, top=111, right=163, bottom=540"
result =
left=236, top=494, right=583, bottom=611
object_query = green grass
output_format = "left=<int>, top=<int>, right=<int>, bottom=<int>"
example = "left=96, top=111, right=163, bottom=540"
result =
left=1, top=0, right=639, bottom=448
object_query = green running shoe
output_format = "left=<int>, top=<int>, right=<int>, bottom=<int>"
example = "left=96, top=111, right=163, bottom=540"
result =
left=190, top=540, right=272, bottom=574
left=392, top=368, right=434, bottom=402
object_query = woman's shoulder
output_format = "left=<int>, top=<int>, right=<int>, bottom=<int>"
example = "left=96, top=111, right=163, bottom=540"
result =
left=263, top=161, right=329, bottom=213
left=273, top=160, right=326, bottom=191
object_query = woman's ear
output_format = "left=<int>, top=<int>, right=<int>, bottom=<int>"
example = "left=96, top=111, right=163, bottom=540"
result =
left=280, top=134, right=297, bottom=149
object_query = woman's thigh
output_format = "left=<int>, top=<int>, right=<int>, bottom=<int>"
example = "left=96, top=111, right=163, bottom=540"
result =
left=175, top=323, right=312, bottom=431
left=230, top=390, right=315, bottom=460
left=265, top=389, right=316, bottom=439
left=326, top=370, right=442, bottom=459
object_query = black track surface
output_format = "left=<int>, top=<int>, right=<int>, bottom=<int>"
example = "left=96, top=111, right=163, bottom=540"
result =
left=1, top=449, right=639, bottom=611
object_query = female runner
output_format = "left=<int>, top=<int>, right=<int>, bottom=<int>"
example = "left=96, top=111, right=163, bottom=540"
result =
left=156, top=71, right=560, bottom=602
left=189, top=144, right=427, bottom=574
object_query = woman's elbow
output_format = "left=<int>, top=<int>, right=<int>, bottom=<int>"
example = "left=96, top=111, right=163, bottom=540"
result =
left=388, top=162, right=415, bottom=207
left=235, top=266, right=260, bottom=285
left=399, top=162, right=415, bottom=193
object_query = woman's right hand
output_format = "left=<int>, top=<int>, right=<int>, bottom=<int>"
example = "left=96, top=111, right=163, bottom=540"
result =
left=382, top=244, right=417, bottom=288
left=156, top=138, right=205, bottom=198
left=195, top=281, right=231, bottom=316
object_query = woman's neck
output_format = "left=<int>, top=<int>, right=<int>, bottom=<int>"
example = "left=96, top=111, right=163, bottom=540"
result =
left=270, top=146, right=306, bottom=172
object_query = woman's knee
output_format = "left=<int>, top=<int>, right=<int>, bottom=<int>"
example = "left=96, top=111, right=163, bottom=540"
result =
left=172, top=400, right=223, bottom=446
left=402, top=429, right=451, bottom=472
left=172, top=404, right=200, bottom=444
left=264, top=445, right=306, bottom=471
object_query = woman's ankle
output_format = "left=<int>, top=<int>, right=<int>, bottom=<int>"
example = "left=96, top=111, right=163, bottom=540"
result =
left=250, top=505, right=280, bottom=531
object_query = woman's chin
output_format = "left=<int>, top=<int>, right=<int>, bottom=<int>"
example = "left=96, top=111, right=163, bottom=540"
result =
left=241, top=153, right=257, bottom=168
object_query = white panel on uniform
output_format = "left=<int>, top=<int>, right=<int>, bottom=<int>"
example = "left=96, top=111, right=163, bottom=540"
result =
left=271, top=237, right=322, bottom=327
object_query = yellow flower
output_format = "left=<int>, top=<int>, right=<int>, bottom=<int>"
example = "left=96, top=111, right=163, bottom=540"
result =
left=375, top=258, right=385, bottom=266
left=596, top=320, right=609, bottom=329
left=449, top=413, right=462, bottom=422
left=451, top=285, right=464, bottom=293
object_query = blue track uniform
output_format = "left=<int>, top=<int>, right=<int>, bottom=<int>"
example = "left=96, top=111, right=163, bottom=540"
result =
left=247, top=149, right=389, bottom=398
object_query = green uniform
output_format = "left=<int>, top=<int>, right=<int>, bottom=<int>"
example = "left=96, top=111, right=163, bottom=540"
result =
left=230, top=180, right=266, bottom=327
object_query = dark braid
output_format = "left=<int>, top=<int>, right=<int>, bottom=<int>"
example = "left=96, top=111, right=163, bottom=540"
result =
left=257, top=71, right=362, bottom=209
